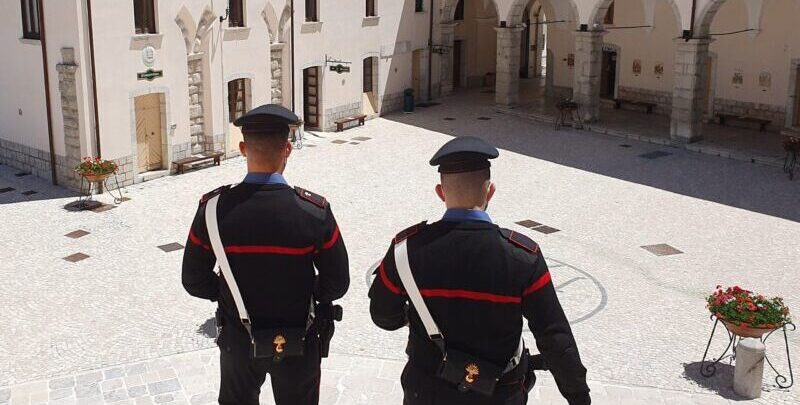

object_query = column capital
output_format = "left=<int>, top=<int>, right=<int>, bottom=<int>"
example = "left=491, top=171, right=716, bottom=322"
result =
left=493, top=25, right=525, bottom=34
left=573, top=30, right=607, bottom=39
left=673, top=37, right=715, bottom=46
left=439, top=21, right=459, bottom=30
left=270, top=42, right=286, bottom=51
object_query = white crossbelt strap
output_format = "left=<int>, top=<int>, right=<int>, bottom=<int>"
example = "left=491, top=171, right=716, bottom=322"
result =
left=394, top=239, right=442, bottom=339
left=205, top=194, right=251, bottom=326
left=394, top=238, right=524, bottom=372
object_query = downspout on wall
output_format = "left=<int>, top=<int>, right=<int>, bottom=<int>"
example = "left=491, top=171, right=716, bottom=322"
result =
left=427, top=0, right=434, bottom=102
left=37, top=0, right=58, bottom=185
left=86, top=0, right=102, bottom=159
left=290, top=0, right=296, bottom=113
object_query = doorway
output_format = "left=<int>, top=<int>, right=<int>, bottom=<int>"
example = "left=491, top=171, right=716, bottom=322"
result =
left=228, top=78, right=251, bottom=154
left=520, top=7, right=531, bottom=78
left=412, top=49, right=423, bottom=101
left=362, top=57, right=377, bottom=115
left=600, top=50, right=617, bottom=99
left=134, top=93, right=163, bottom=172
left=303, top=67, right=320, bottom=129
left=453, top=40, right=463, bottom=89
left=794, top=65, right=800, bottom=127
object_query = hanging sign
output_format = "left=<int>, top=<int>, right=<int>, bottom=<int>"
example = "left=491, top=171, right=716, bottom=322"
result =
left=329, top=64, right=350, bottom=74
left=137, top=68, right=164, bottom=81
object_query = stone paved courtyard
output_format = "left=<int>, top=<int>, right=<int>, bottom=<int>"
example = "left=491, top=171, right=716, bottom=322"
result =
left=1, top=93, right=799, bottom=404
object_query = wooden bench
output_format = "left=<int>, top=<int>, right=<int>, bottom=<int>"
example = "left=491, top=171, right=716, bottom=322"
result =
left=614, top=98, right=657, bottom=114
left=173, top=151, right=224, bottom=175
left=335, top=114, right=367, bottom=132
left=716, top=113, right=771, bottom=132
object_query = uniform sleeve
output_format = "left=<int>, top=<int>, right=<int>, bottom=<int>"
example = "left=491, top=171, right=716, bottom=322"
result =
left=368, top=243, right=409, bottom=331
left=522, top=252, right=591, bottom=405
left=312, top=205, right=350, bottom=304
left=181, top=203, right=219, bottom=301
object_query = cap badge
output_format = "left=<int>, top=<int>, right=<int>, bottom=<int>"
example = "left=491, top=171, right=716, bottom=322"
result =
left=464, top=363, right=480, bottom=384
left=273, top=335, right=286, bottom=353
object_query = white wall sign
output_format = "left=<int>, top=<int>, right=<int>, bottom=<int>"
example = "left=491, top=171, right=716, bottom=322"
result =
left=142, top=46, right=156, bottom=68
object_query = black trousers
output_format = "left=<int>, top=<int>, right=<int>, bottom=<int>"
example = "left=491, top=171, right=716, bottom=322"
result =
left=401, top=363, right=528, bottom=405
left=216, top=325, right=321, bottom=405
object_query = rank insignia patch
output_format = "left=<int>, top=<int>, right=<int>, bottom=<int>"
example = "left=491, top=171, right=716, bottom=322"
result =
left=465, top=363, right=480, bottom=384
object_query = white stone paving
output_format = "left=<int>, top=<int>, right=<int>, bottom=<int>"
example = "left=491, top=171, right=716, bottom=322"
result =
left=1, top=92, right=799, bottom=403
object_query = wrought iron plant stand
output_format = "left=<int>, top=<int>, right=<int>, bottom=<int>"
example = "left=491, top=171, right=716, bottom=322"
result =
left=699, top=314, right=795, bottom=389
left=75, top=172, right=124, bottom=210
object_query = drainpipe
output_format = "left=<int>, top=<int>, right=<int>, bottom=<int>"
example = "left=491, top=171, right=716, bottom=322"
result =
left=86, top=0, right=103, bottom=190
left=290, top=0, right=296, bottom=112
left=686, top=0, right=698, bottom=39
left=426, top=0, right=434, bottom=102
left=37, top=0, right=58, bottom=185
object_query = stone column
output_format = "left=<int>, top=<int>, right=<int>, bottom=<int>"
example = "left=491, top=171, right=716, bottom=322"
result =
left=56, top=48, right=82, bottom=191
left=733, top=338, right=765, bottom=399
left=670, top=38, right=713, bottom=143
left=187, top=53, right=205, bottom=154
left=270, top=43, right=285, bottom=105
left=573, top=31, right=605, bottom=122
left=495, top=26, right=524, bottom=106
left=439, top=22, right=457, bottom=97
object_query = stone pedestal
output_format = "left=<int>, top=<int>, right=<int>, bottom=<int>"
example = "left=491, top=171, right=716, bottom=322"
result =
left=439, top=22, right=457, bottom=97
left=494, top=26, right=524, bottom=106
left=573, top=31, right=605, bottom=123
left=270, top=43, right=285, bottom=105
left=670, top=38, right=713, bottom=143
left=734, top=338, right=765, bottom=399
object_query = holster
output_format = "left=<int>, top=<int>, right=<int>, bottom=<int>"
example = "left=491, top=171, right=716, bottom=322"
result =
left=437, top=347, right=505, bottom=397
left=315, top=304, right=343, bottom=358
left=251, top=327, right=307, bottom=362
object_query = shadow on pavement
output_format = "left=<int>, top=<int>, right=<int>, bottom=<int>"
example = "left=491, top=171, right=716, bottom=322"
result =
left=682, top=361, right=744, bottom=401
left=384, top=93, right=800, bottom=223
left=197, top=317, right=218, bottom=339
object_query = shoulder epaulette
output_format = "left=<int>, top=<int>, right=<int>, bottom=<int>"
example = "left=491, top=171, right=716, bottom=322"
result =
left=499, top=228, right=540, bottom=254
left=394, top=221, right=427, bottom=243
left=200, top=185, right=231, bottom=204
left=295, top=186, right=327, bottom=209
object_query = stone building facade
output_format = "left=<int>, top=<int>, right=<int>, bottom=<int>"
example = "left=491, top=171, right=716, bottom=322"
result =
left=2, top=0, right=799, bottom=190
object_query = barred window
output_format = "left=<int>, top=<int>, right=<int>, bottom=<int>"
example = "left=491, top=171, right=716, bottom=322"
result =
left=366, top=0, right=376, bottom=17
left=305, top=0, right=318, bottom=22
left=415, top=0, right=424, bottom=13
left=229, top=0, right=245, bottom=27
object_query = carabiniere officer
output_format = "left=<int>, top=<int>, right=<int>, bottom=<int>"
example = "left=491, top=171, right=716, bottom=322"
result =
left=182, top=104, right=350, bottom=405
left=368, top=136, right=591, bottom=404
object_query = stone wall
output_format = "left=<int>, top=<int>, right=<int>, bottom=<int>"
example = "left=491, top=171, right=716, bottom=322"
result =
left=270, top=44, right=284, bottom=105
left=618, top=86, right=673, bottom=116
left=0, top=139, right=53, bottom=181
left=323, top=102, right=363, bottom=132
left=713, top=98, right=785, bottom=130
left=187, top=54, right=205, bottom=154
left=380, top=91, right=405, bottom=115
left=203, top=133, right=224, bottom=153
left=104, top=155, right=135, bottom=190
left=56, top=49, right=83, bottom=191
left=172, top=142, right=192, bottom=162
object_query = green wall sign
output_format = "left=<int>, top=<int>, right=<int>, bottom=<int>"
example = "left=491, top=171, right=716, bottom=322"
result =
left=137, top=69, right=164, bottom=81
left=329, top=64, right=350, bottom=74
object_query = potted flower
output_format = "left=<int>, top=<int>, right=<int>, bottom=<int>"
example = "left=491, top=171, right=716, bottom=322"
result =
left=75, top=156, right=118, bottom=183
left=784, top=136, right=800, bottom=152
left=707, top=285, right=791, bottom=338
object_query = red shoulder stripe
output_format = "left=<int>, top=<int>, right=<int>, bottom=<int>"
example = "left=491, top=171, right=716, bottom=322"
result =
left=224, top=244, right=316, bottom=255
left=188, top=229, right=211, bottom=251
left=322, top=225, right=340, bottom=250
left=379, top=261, right=404, bottom=295
left=420, top=289, right=521, bottom=304
left=523, top=272, right=552, bottom=296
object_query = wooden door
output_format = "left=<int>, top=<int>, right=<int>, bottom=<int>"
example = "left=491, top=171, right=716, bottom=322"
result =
left=362, top=58, right=376, bottom=115
left=704, top=57, right=714, bottom=115
left=453, top=40, right=462, bottom=89
left=794, top=66, right=800, bottom=127
left=412, top=50, right=422, bottom=99
left=520, top=14, right=531, bottom=78
left=303, top=67, right=320, bottom=129
left=228, top=79, right=248, bottom=154
left=600, top=51, right=616, bottom=99
left=135, top=94, right=162, bottom=172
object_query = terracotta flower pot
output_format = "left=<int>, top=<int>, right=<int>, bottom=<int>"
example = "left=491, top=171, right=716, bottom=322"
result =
left=721, top=319, right=778, bottom=338
left=82, top=173, right=112, bottom=183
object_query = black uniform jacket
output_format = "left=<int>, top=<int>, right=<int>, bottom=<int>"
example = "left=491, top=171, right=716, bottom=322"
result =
left=369, top=220, right=590, bottom=402
left=182, top=183, right=350, bottom=330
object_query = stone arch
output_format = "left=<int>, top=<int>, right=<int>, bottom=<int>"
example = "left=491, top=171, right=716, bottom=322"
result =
left=507, top=0, right=578, bottom=27
left=588, top=0, right=682, bottom=34
left=442, top=0, right=500, bottom=23
left=194, top=6, right=217, bottom=53
left=262, top=3, right=279, bottom=44
left=174, top=6, right=197, bottom=55
left=694, top=0, right=728, bottom=37
left=278, top=5, right=292, bottom=43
